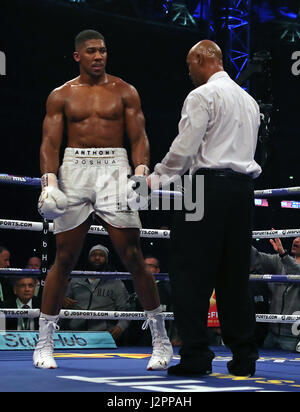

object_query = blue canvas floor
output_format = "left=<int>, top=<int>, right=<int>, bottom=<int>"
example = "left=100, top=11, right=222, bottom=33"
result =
left=1, top=346, right=300, bottom=393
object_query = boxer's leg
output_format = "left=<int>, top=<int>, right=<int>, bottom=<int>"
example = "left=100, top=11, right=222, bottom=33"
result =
left=33, top=216, right=92, bottom=369
left=106, top=226, right=159, bottom=310
left=41, top=216, right=92, bottom=315
left=99, top=217, right=173, bottom=370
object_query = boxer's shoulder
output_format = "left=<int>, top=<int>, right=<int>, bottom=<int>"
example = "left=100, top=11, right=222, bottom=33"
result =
left=106, top=74, right=138, bottom=96
left=51, top=77, right=79, bottom=92
left=46, top=79, right=75, bottom=104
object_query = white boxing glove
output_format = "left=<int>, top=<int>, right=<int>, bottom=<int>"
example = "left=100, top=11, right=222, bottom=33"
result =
left=38, top=173, right=68, bottom=220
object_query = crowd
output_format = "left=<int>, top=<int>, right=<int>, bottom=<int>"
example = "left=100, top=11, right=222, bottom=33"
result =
left=0, top=236, right=300, bottom=352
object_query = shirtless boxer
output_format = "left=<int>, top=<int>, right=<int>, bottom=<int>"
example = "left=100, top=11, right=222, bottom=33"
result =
left=33, top=29, right=172, bottom=370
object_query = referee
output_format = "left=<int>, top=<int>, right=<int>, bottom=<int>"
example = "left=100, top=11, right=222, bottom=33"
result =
left=148, top=40, right=262, bottom=376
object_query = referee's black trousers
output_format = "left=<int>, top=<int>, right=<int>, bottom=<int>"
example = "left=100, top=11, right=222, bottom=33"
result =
left=169, top=169, right=259, bottom=363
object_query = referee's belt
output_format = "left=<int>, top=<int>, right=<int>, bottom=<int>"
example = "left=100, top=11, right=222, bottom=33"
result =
left=195, top=168, right=253, bottom=181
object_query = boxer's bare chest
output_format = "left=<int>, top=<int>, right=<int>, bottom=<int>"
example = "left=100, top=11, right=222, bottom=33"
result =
left=64, top=83, right=124, bottom=123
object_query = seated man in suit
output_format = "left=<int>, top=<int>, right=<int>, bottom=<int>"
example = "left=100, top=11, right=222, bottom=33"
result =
left=0, top=277, right=41, bottom=330
left=26, top=256, right=42, bottom=298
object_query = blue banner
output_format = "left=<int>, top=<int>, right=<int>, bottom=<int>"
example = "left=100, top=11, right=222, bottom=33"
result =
left=0, top=331, right=116, bottom=350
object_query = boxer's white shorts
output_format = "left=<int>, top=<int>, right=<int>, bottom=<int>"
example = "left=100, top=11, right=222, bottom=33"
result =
left=53, top=147, right=141, bottom=234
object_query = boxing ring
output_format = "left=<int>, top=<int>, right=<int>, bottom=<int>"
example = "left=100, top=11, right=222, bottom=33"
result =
left=1, top=174, right=300, bottom=393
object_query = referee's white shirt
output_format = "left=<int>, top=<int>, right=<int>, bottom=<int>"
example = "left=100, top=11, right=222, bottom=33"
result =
left=152, top=71, right=262, bottom=184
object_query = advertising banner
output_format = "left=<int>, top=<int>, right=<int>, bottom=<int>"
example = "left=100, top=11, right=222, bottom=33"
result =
left=0, top=331, right=116, bottom=350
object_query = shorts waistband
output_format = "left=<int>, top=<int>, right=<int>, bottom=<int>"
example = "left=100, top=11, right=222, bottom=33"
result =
left=195, top=168, right=253, bottom=181
left=64, top=147, right=127, bottom=159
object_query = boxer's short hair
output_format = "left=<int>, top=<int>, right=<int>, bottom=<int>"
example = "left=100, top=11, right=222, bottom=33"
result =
left=75, top=30, right=105, bottom=50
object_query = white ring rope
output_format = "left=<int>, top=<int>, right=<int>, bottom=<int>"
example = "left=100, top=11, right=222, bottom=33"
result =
left=1, top=218, right=300, bottom=239
left=0, top=219, right=170, bottom=238
left=1, top=172, right=300, bottom=197
left=0, top=308, right=298, bottom=325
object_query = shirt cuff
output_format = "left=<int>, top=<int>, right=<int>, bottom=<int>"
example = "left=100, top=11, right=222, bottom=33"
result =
left=150, top=151, right=192, bottom=188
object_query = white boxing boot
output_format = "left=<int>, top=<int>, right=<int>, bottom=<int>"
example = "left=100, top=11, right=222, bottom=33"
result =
left=143, top=307, right=173, bottom=371
left=33, top=314, right=59, bottom=369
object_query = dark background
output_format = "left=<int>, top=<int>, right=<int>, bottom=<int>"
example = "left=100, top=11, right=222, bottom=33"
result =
left=0, top=0, right=299, bottom=271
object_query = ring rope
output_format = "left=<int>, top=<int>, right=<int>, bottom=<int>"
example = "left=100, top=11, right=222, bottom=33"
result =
left=0, top=268, right=169, bottom=280
left=0, top=308, right=299, bottom=324
left=1, top=268, right=300, bottom=283
left=0, top=174, right=41, bottom=187
left=254, top=187, right=300, bottom=197
left=1, top=218, right=300, bottom=239
left=249, top=274, right=300, bottom=283
left=0, top=174, right=181, bottom=199
left=1, top=173, right=300, bottom=198
left=0, top=219, right=170, bottom=238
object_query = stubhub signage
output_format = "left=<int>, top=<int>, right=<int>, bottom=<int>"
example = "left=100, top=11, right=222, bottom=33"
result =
left=0, top=331, right=116, bottom=350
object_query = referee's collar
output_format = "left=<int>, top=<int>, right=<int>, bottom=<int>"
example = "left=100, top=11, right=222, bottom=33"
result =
left=207, top=71, right=229, bottom=83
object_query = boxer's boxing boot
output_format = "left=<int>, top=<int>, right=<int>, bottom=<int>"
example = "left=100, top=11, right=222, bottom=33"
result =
left=143, top=307, right=173, bottom=370
left=33, top=314, right=59, bottom=369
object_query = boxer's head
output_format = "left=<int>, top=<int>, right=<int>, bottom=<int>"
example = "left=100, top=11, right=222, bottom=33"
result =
left=187, top=40, right=223, bottom=87
left=73, top=30, right=107, bottom=77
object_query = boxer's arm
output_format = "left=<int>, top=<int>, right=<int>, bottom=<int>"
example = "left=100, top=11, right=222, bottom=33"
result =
left=40, top=88, right=65, bottom=175
left=123, top=84, right=150, bottom=176
left=38, top=88, right=67, bottom=219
